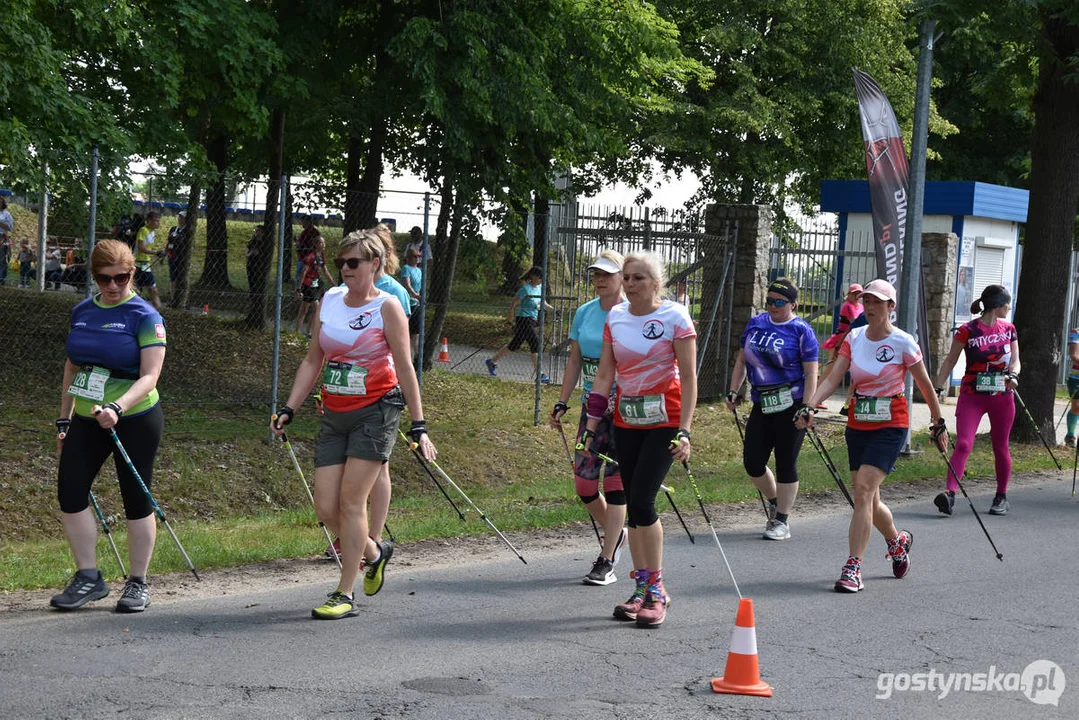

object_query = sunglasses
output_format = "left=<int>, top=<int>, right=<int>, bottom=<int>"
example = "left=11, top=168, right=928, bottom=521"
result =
left=765, top=297, right=790, bottom=307
left=333, top=256, right=372, bottom=270
left=94, top=272, right=132, bottom=286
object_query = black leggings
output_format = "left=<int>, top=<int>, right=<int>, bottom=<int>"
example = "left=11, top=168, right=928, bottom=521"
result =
left=612, top=425, right=678, bottom=527
left=742, top=402, right=807, bottom=484
left=57, top=406, right=164, bottom=520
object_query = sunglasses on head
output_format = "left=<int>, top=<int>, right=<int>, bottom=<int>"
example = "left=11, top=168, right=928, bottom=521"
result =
left=765, top=297, right=790, bottom=307
left=333, top=256, right=372, bottom=270
left=94, top=272, right=132, bottom=286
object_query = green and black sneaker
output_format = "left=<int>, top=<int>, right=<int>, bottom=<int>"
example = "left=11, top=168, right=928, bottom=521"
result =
left=363, top=539, right=394, bottom=596
left=311, top=590, right=357, bottom=619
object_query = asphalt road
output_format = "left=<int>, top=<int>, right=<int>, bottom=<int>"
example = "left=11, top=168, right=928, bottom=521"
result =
left=1, top=477, right=1076, bottom=719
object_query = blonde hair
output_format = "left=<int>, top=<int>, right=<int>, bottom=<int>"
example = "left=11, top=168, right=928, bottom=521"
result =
left=90, top=239, right=135, bottom=275
left=596, top=248, right=625, bottom=271
left=368, top=223, right=400, bottom=277
left=338, top=229, right=387, bottom=274
left=623, top=251, right=667, bottom=297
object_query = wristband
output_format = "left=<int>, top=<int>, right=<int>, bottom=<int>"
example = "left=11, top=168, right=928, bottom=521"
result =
left=674, top=429, right=691, bottom=444
left=726, top=391, right=739, bottom=403
left=105, top=401, right=124, bottom=418
left=409, top=419, right=428, bottom=443
left=793, top=405, right=817, bottom=421
left=551, top=400, right=569, bottom=419
left=585, top=392, right=608, bottom=420
left=273, top=405, right=295, bottom=429
left=56, top=418, right=71, bottom=439
left=929, top=417, right=947, bottom=439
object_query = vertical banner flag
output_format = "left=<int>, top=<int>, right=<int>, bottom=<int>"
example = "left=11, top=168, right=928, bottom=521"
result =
left=853, top=69, right=908, bottom=288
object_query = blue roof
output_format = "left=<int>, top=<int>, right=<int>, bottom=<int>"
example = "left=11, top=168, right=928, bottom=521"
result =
left=820, top=180, right=1028, bottom=222
left=0, top=189, right=12, bottom=196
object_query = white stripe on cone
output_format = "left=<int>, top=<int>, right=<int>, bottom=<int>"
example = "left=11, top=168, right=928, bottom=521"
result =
left=729, top=625, right=758, bottom=656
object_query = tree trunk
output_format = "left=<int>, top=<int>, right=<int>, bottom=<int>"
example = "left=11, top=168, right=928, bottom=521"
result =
left=498, top=199, right=530, bottom=293
left=533, top=193, right=550, bottom=268
left=343, top=131, right=364, bottom=234
left=422, top=179, right=457, bottom=369
left=357, top=112, right=387, bottom=229
left=1011, top=10, right=1079, bottom=444
left=199, top=134, right=233, bottom=291
left=170, top=183, right=201, bottom=310
left=245, top=108, right=286, bottom=329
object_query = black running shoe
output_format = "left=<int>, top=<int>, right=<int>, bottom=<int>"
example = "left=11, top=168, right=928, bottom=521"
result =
left=934, top=491, right=954, bottom=516
left=50, top=570, right=108, bottom=611
left=583, top=556, right=617, bottom=585
left=115, top=579, right=150, bottom=613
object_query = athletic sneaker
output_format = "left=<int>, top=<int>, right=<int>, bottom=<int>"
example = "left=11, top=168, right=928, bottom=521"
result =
left=989, top=494, right=1009, bottom=516
left=311, top=590, right=357, bottom=619
left=934, top=491, right=954, bottom=516
left=1066, top=435, right=1076, bottom=448
left=583, top=556, right=617, bottom=585
left=363, top=539, right=394, bottom=596
left=115, top=579, right=150, bottom=613
left=762, top=502, right=776, bottom=535
left=886, top=530, right=913, bottom=579
left=763, top=519, right=791, bottom=540
left=613, top=570, right=648, bottom=621
left=50, top=570, right=108, bottom=610
left=834, top=564, right=863, bottom=593
left=485, top=358, right=497, bottom=376
left=636, top=592, right=670, bottom=628
left=611, top=527, right=628, bottom=567
left=540, top=374, right=551, bottom=384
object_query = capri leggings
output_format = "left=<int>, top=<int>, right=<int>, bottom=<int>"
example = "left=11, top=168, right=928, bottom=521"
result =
left=612, top=425, right=678, bottom=528
left=572, top=408, right=625, bottom=504
left=507, top=316, right=540, bottom=353
left=742, top=402, right=807, bottom=483
left=947, top=391, right=1015, bottom=495
left=57, top=405, right=164, bottom=520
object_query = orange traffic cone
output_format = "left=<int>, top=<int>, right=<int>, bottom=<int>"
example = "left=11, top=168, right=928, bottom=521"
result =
left=436, top=337, right=451, bottom=362
left=711, top=598, right=773, bottom=697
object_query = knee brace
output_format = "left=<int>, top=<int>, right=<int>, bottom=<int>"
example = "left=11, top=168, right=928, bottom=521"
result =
left=578, top=492, right=600, bottom=504
left=604, top=489, right=626, bottom=506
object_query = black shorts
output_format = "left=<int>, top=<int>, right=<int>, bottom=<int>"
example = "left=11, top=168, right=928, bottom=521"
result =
left=845, top=426, right=907, bottom=474
left=300, top=283, right=322, bottom=303
left=134, top=267, right=156, bottom=288
left=408, top=309, right=421, bottom=335
left=507, top=316, right=540, bottom=353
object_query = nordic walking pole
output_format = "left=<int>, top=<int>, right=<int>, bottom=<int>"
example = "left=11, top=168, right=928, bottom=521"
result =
left=399, top=431, right=526, bottom=564
left=556, top=423, right=602, bottom=546
left=88, top=491, right=128, bottom=580
left=94, top=407, right=200, bottom=580
left=805, top=425, right=855, bottom=508
left=585, top=445, right=694, bottom=544
left=669, top=439, right=742, bottom=599
left=932, top=425, right=1004, bottom=561
left=279, top=433, right=341, bottom=569
left=729, top=404, right=771, bottom=522
left=397, top=430, right=466, bottom=520
left=1012, top=390, right=1062, bottom=470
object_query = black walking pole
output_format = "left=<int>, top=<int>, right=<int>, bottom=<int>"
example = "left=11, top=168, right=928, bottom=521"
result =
left=556, top=423, right=603, bottom=546
left=396, top=431, right=466, bottom=520
left=730, top=405, right=772, bottom=522
left=1012, top=390, right=1062, bottom=470
left=932, top=424, right=1004, bottom=561
left=279, top=433, right=341, bottom=569
left=803, top=422, right=855, bottom=508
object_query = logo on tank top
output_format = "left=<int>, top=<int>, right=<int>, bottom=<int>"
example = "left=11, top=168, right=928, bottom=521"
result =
left=642, top=319, right=664, bottom=340
left=875, top=345, right=895, bottom=363
left=348, top=311, right=373, bottom=330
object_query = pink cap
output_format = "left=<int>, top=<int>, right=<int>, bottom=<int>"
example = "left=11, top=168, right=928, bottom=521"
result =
left=848, top=283, right=863, bottom=294
left=860, top=279, right=896, bottom=304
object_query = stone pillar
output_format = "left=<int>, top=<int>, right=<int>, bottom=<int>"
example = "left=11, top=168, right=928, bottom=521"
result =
left=921, top=232, right=958, bottom=381
left=702, top=204, right=774, bottom=398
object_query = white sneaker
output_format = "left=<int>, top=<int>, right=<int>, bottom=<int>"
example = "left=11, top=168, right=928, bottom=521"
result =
left=763, top=519, right=791, bottom=540
left=611, top=527, right=629, bottom=567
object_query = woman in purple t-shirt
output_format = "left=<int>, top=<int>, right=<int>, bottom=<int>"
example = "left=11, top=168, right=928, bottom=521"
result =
left=932, top=285, right=1021, bottom=516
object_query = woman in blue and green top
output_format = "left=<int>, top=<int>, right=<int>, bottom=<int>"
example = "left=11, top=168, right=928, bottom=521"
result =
left=52, top=239, right=167, bottom=614
left=487, top=266, right=555, bottom=383
left=550, top=251, right=628, bottom=586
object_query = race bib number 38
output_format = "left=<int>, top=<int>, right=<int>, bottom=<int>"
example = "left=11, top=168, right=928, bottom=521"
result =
left=68, top=365, right=110, bottom=401
left=854, top=396, right=892, bottom=423
left=619, top=394, right=668, bottom=426
left=323, top=361, right=368, bottom=396
left=976, top=373, right=1006, bottom=393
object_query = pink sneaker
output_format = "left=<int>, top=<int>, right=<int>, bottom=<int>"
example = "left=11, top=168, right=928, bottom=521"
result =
left=613, top=570, right=647, bottom=620
left=635, top=592, right=670, bottom=627
left=886, top=530, right=913, bottom=579
left=834, top=563, right=863, bottom=593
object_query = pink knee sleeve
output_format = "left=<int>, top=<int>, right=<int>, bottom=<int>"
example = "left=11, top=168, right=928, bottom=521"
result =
left=602, top=473, right=624, bottom=494
left=575, top=474, right=599, bottom=498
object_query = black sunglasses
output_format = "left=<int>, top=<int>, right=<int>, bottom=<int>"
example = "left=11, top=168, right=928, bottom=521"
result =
left=765, top=297, right=790, bottom=307
left=94, top=272, right=132, bottom=286
left=333, top=256, right=372, bottom=270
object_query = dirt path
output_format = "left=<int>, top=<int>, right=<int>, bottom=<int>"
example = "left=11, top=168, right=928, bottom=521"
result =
left=1, top=469, right=1065, bottom=615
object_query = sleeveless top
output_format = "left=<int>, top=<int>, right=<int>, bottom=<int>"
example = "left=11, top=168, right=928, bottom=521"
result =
left=318, top=286, right=398, bottom=412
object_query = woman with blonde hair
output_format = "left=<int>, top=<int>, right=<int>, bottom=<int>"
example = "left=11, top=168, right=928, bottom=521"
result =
left=273, top=229, right=436, bottom=619
left=52, top=239, right=167, bottom=613
left=583, top=250, right=697, bottom=627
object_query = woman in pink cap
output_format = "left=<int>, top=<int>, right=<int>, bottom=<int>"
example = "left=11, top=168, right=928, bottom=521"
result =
left=818, top=284, right=864, bottom=398
left=798, top=279, right=947, bottom=593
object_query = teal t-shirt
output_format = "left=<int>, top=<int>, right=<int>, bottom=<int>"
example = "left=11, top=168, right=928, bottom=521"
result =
left=516, top=283, right=543, bottom=319
left=400, top=266, right=422, bottom=309
left=569, top=297, right=619, bottom=402
left=372, top=275, right=412, bottom=317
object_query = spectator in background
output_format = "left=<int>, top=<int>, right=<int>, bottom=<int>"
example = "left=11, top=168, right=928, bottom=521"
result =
left=134, top=212, right=163, bottom=309
left=295, top=235, right=334, bottom=336
left=405, top=226, right=433, bottom=263
left=166, top=211, right=186, bottom=298
left=0, top=197, right=13, bottom=286
left=400, top=247, right=423, bottom=356
left=295, top=216, right=319, bottom=285
left=45, top=245, right=63, bottom=289
left=486, top=266, right=556, bottom=384
left=18, top=241, right=36, bottom=288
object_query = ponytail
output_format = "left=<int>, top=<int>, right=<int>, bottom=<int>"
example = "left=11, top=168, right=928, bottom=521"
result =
left=970, top=298, right=983, bottom=315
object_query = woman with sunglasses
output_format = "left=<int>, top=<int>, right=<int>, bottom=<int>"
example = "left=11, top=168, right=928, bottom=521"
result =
left=52, top=240, right=167, bottom=613
left=582, top=251, right=696, bottom=628
left=726, top=278, right=819, bottom=541
left=550, top=250, right=628, bottom=585
left=798, top=279, right=947, bottom=593
left=273, top=228, right=436, bottom=620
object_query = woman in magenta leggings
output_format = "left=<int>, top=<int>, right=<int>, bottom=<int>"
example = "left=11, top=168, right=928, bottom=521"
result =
left=933, top=284, right=1021, bottom=516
